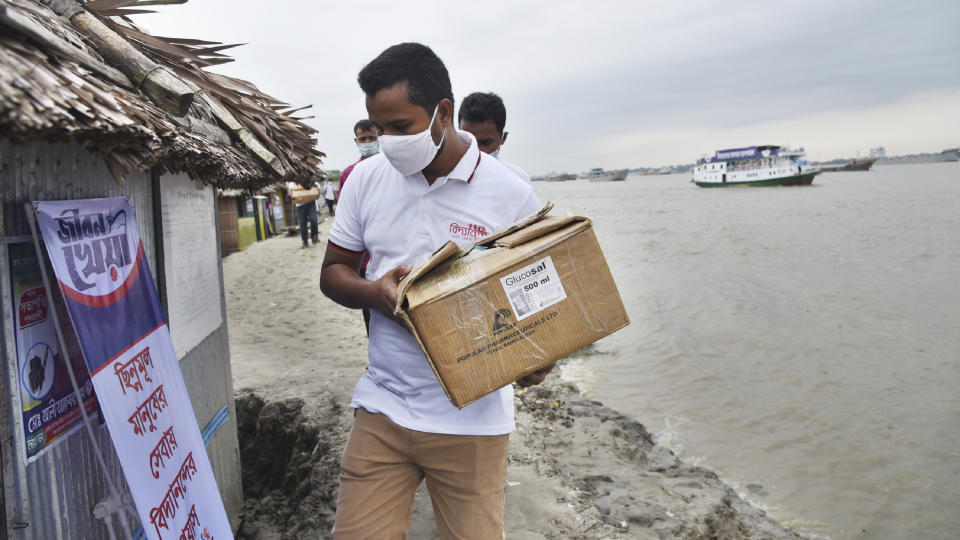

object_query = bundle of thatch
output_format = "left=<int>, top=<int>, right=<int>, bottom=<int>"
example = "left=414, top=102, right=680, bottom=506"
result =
left=0, top=0, right=324, bottom=189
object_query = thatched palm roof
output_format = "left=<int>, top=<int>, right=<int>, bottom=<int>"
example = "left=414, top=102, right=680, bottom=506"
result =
left=0, top=0, right=324, bottom=188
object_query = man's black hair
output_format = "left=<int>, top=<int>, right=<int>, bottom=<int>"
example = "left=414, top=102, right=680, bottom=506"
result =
left=358, top=42, right=454, bottom=114
left=458, top=92, right=506, bottom=134
left=353, top=119, right=378, bottom=135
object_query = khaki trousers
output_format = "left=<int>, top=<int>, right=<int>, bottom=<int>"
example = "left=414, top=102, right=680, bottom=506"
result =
left=331, top=408, right=509, bottom=540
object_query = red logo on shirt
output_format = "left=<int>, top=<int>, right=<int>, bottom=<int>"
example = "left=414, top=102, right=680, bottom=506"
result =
left=449, top=222, right=488, bottom=241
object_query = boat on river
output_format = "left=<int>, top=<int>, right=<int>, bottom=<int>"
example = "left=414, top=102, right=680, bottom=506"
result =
left=692, top=146, right=819, bottom=188
left=586, top=168, right=627, bottom=182
left=820, top=157, right=878, bottom=172
left=541, top=172, right=577, bottom=182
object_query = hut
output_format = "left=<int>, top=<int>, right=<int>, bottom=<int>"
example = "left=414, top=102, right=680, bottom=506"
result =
left=217, top=183, right=288, bottom=255
left=0, top=0, right=323, bottom=537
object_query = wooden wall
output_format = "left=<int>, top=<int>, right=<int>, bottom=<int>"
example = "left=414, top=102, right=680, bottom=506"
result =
left=218, top=197, right=239, bottom=255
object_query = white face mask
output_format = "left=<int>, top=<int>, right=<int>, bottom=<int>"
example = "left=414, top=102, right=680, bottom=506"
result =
left=357, top=140, right=379, bottom=158
left=378, top=106, right=446, bottom=176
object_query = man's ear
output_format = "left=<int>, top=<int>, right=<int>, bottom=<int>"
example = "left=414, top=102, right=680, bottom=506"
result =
left=501, top=131, right=509, bottom=145
left=438, top=98, right=454, bottom=127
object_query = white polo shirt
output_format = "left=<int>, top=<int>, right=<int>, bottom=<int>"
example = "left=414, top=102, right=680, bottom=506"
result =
left=329, top=130, right=540, bottom=435
left=499, top=158, right=532, bottom=184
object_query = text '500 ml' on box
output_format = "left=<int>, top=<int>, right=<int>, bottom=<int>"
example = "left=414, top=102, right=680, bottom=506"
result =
left=396, top=204, right=630, bottom=409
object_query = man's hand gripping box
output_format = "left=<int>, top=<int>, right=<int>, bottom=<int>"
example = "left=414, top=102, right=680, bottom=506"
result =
left=395, top=204, right=630, bottom=408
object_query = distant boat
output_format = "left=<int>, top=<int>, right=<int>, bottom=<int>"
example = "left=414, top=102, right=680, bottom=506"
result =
left=586, top=168, right=627, bottom=182
left=820, top=157, right=878, bottom=172
left=542, top=172, right=577, bottom=182
left=692, top=145, right=819, bottom=188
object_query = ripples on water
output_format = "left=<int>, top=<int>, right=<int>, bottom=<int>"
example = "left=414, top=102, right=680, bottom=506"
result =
left=535, top=163, right=960, bottom=539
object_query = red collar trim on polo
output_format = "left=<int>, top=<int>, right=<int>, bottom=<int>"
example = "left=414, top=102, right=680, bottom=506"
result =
left=327, top=240, right=362, bottom=254
left=467, top=153, right=482, bottom=184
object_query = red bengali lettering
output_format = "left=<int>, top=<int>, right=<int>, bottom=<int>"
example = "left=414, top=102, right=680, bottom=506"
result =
left=18, top=287, right=48, bottom=328
left=128, top=385, right=167, bottom=436
left=150, top=451, right=198, bottom=538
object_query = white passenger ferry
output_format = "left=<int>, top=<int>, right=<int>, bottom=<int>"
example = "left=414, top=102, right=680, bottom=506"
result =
left=692, top=146, right=819, bottom=187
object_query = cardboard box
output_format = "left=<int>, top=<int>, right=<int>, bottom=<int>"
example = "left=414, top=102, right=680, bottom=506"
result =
left=289, top=187, right=319, bottom=205
left=396, top=205, right=629, bottom=408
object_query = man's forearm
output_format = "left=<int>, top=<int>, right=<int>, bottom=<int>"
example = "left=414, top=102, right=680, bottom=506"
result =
left=320, top=264, right=377, bottom=310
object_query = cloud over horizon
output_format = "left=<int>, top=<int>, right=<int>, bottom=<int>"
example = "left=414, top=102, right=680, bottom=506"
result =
left=143, top=0, right=960, bottom=175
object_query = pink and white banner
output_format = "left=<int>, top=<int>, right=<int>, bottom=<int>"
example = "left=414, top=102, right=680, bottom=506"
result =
left=33, top=197, right=231, bottom=540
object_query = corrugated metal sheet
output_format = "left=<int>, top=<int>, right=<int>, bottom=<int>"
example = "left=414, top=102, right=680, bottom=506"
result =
left=177, top=327, right=243, bottom=530
left=12, top=424, right=129, bottom=539
left=0, top=138, right=150, bottom=539
left=0, top=139, right=158, bottom=274
left=0, top=139, right=241, bottom=538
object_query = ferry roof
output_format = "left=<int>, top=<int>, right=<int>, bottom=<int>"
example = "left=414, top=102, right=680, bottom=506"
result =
left=699, top=145, right=782, bottom=164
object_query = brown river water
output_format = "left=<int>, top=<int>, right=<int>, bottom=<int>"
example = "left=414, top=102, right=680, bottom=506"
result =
left=531, top=162, right=960, bottom=539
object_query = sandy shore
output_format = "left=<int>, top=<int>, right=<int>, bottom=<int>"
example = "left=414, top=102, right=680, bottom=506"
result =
left=223, top=215, right=799, bottom=539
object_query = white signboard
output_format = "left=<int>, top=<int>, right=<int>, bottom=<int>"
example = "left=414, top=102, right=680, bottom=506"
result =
left=160, top=175, right=223, bottom=358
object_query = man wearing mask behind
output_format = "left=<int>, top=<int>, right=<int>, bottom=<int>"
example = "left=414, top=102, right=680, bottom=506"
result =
left=321, top=43, right=551, bottom=539
left=338, top=119, right=380, bottom=334
left=338, top=119, right=380, bottom=196
left=458, top=91, right=531, bottom=184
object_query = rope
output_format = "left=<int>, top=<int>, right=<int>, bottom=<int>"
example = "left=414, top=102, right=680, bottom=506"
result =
left=135, top=65, right=164, bottom=91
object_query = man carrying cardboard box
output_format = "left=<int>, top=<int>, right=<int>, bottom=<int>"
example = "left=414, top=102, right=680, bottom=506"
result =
left=288, top=181, right=320, bottom=248
left=320, top=42, right=552, bottom=539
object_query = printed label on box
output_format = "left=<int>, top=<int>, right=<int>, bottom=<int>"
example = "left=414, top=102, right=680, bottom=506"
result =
left=499, top=255, right=566, bottom=321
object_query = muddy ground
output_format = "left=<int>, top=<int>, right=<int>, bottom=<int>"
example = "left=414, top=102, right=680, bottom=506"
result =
left=223, top=217, right=799, bottom=539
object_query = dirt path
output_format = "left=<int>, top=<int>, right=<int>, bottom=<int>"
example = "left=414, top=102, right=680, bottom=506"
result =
left=223, top=217, right=799, bottom=539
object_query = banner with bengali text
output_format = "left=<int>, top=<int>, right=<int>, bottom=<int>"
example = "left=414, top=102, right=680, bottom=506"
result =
left=33, top=197, right=231, bottom=540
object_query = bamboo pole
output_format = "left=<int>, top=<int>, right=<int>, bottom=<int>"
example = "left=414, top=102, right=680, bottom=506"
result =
left=0, top=4, right=129, bottom=88
left=68, top=10, right=194, bottom=116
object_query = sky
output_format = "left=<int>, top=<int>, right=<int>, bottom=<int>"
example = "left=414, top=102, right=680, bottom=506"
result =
left=142, top=0, right=960, bottom=176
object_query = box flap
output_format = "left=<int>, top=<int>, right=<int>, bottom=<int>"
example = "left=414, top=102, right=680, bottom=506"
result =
left=395, top=203, right=596, bottom=313
left=395, top=202, right=555, bottom=313
left=474, top=201, right=554, bottom=248
left=492, top=215, right=588, bottom=248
